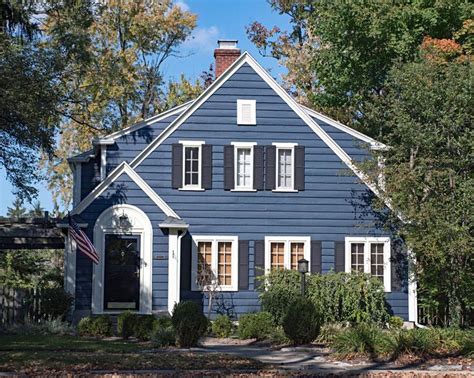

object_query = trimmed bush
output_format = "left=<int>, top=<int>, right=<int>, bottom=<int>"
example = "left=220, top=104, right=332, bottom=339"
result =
left=212, top=315, right=233, bottom=338
left=237, top=312, right=274, bottom=341
left=117, top=311, right=136, bottom=339
left=389, top=316, right=404, bottom=329
left=171, top=301, right=208, bottom=347
left=77, top=316, right=94, bottom=336
left=90, top=315, right=113, bottom=337
left=134, top=315, right=157, bottom=340
left=153, top=326, right=176, bottom=347
left=282, top=296, right=321, bottom=345
left=331, top=323, right=393, bottom=357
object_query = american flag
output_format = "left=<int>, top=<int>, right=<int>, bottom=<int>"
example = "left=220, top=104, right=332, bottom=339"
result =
left=68, top=215, right=99, bottom=264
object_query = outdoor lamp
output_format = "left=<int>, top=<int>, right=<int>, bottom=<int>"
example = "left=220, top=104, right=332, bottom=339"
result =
left=298, top=258, right=309, bottom=296
left=298, top=258, right=309, bottom=274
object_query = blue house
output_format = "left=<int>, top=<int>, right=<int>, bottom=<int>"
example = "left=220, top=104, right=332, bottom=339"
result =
left=63, top=40, right=417, bottom=324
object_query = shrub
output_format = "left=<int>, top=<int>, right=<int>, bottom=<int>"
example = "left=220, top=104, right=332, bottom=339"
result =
left=3, top=318, right=71, bottom=336
left=87, top=315, right=113, bottom=337
left=331, top=323, right=393, bottom=357
left=133, top=315, right=157, bottom=340
left=261, top=270, right=390, bottom=326
left=392, top=328, right=438, bottom=357
left=212, top=315, right=233, bottom=338
left=117, top=311, right=136, bottom=339
left=389, top=316, right=404, bottom=329
left=171, top=301, right=208, bottom=347
left=77, top=316, right=94, bottom=336
left=269, top=326, right=291, bottom=346
left=310, top=272, right=390, bottom=325
left=259, top=269, right=300, bottom=325
left=153, top=325, right=176, bottom=347
left=237, top=312, right=274, bottom=341
left=156, top=316, right=173, bottom=330
left=317, top=323, right=346, bottom=344
left=282, top=296, right=321, bottom=345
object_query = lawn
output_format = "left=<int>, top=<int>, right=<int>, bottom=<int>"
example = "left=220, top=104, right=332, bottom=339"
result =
left=0, top=335, right=265, bottom=374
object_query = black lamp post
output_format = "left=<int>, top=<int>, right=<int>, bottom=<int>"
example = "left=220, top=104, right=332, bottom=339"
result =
left=298, top=258, right=309, bottom=296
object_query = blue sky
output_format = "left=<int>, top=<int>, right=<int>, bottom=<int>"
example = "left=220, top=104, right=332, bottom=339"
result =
left=0, top=0, right=291, bottom=215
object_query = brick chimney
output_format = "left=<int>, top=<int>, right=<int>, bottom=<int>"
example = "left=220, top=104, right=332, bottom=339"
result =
left=214, top=40, right=241, bottom=78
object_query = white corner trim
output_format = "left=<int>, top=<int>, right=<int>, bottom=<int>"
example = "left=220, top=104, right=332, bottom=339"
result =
left=92, top=204, right=153, bottom=314
left=264, top=236, right=311, bottom=273
left=71, top=161, right=180, bottom=219
left=344, top=237, right=391, bottom=292
left=407, top=248, right=418, bottom=322
left=100, top=145, right=107, bottom=181
left=64, top=232, right=76, bottom=300
left=72, top=163, right=82, bottom=207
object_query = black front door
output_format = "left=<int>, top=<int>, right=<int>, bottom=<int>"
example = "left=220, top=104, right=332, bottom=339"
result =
left=104, top=234, right=140, bottom=311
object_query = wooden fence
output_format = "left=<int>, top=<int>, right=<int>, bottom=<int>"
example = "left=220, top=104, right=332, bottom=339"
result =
left=0, top=287, right=45, bottom=325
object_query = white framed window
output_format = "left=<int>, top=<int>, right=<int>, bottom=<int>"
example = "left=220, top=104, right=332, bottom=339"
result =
left=180, top=140, right=205, bottom=190
left=273, top=143, right=297, bottom=191
left=231, top=142, right=256, bottom=191
left=237, top=99, right=256, bottom=125
left=265, top=236, right=310, bottom=272
left=345, top=237, right=391, bottom=292
left=191, top=235, right=238, bottom=291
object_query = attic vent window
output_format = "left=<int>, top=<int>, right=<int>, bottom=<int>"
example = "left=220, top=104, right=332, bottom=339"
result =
left=237, top=99, right=256, bottom=125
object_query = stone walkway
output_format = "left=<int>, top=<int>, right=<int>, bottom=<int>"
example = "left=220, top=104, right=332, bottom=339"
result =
left=191, top=342, right=473, bottom=375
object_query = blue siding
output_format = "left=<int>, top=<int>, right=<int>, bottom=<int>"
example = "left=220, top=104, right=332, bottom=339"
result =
left=76, top=62, right=409, bottom=319
left=75, top=173, right=169, bottom=312
left=80, top=154, right=100, bottom=200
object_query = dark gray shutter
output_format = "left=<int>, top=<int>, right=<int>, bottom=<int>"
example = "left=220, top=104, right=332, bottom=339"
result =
left=224, top=145, right=234, bottom=190
left=172, top=144, right=183, bottom=189
left=202, top=144, right=213, bottom=190
left=311, top=241, right=322, bottom=274
left=294, top=145, right=305, bottom=191
left=254, top=240, right=265, bottom=289
left=253, top=145, right=264, bottom=190
left=334, top=241, right=345, bottom=272
left=239, top=240, right=249, bottom=290
left=265, top=146, right=276, bottom=190
left=180, top=233, right=192, bottom=291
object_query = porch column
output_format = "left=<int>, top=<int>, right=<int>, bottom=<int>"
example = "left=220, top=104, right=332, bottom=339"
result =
left=168, top=229, right=180, bottom=313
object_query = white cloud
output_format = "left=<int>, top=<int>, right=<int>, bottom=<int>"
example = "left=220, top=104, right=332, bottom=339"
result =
left=183, top=26, right=220, bottom=53
left=174, top=0, right=190, bottom=12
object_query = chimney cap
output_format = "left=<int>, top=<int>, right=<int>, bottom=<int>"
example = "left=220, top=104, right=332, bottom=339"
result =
left=217, top=39, right=238, bottom=50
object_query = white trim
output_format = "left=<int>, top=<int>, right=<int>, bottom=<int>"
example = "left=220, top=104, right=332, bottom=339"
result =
left=264, top=236, right=311, bottom=272
left=233, top=143, right=255, bottom=190
left=301, top=105, right=388, bottom=149
left=179, top=140, right=205, bottom=146
left=180, top=141, right=203, bottom=190
left=71, top=162, right=180, bottom=218
left=72, top=163, right=82, bottom=207
left=98, top=101, right=193, bottom=141
left=344, top=237, right=391, bottom=292
left=100, top=145, right=107, bottom=181
left=237, top=99, right=256, bottom=125
left=64, top=233, right=76, bottom=301
left=272, top=142, right=298, bottom=148
left=407, top=248, right=418, bottom=322
left=92, top=204, right=153, bottom=314
left=191, top=235, right=239, bottom=292
left=168, top=229, right=179, bottom=313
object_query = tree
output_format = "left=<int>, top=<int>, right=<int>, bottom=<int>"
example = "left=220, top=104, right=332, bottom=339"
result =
left=6, top=197, right=27, bottom=218
left=0, top=2, right=64, bottom=202
left=364, top=38, right=473, bottom=327
left=29, top=201, right=44, bottom=217
left=41, top=0, right=198, bottom=208
left=247, top=0, right=471, bottom=132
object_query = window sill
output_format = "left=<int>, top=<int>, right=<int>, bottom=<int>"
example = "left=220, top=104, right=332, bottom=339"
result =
left=178, top=187, right=205, bottom=191
left=231, top=188, right=257, bottom=192
left=272, top=189, right=299, bottom=193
